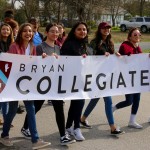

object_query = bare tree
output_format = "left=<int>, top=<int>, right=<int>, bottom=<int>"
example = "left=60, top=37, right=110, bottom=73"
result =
left=0, top=0, right=10, bottom=20
left=16, top=0, right=39, bottom=20
left=103, top=0, right=123, bottom=26
left=139, top=0, right=145, bottom=16
left=10, top=0, right=17, bottom=9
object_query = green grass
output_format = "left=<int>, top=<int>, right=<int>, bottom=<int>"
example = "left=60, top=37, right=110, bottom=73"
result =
left=39, top=27, right=150, bottom=53
left=40, top=27, right=150, bottom=43
left=65, top=28, right=150, bottom=43
left=143, top=49, right=150, bottom=53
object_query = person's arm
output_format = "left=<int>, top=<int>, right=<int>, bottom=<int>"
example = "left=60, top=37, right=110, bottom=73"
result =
left=118, top=44, right=126, bottom=55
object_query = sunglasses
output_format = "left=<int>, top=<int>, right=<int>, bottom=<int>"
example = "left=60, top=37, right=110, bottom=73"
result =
left=133, top=33, right=141, bottom=37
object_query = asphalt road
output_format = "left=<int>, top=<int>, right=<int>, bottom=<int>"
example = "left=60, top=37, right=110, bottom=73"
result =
left=0, top=92, right=150, bottom=150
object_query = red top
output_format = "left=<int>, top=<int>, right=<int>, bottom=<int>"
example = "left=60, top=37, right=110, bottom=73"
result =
left=119, top=41, right=142, bottom=55
left=8, top=42, right=36, bottom=56
left=55, top=36, right=66, bottom=48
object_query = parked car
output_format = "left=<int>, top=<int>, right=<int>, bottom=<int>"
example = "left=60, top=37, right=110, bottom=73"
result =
left=120, top=17, right=150, bottom=33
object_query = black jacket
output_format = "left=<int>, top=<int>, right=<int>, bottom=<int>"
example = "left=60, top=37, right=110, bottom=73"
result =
left=61, top=38, right=91, bottom=56
left=0, top=40, right=10, bottom=53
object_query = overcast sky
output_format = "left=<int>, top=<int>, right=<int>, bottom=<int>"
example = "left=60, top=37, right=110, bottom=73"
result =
left=14, top=1, right=21, bottom=8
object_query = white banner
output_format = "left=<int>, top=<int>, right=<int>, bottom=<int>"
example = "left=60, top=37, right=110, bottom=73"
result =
left=0, top=53, right=149, bottom=101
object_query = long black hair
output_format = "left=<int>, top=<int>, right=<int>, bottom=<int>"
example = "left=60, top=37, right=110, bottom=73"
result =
left=65, top=22, right=88, bottom=43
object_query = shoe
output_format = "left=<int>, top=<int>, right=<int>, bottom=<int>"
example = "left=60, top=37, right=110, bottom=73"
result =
left=128, top=122, right=143, bottom=129
left=60, top=133, right=76, bottom=145
left=17, top=105, right=24, bottom=114
left=73, top=128, right=85, bottom=141
left=32, top=139, right=51, bottom=150
left=66, top=127, right=74, bottom=136
left=80, top=120, right=92, bottom=129
left=21, top=127, right=31, bottom=139
left=47, top=100, right=53, bottom=106
left=111, top=129, right=125, bottom=136
left=0, top=136, right=13, bottom=146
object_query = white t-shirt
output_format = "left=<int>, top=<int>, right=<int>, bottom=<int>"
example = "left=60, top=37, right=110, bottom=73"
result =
left=25, top=44, right=30, bottom=55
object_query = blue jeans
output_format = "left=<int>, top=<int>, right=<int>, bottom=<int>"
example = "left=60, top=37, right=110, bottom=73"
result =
left=116, top=93, right=141, bottom=114
left=83, top=97, right=114, bottom=125
left=0, top=102, right=8, bottom=119
left=1, top=101, right=39, bottom=143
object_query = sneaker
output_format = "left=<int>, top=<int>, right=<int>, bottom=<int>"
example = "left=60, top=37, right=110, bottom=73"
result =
left=73, top=128, right=85, bottom=141
left=60, top=133, right=76, bottom=146
left=111, top=129, right=125, bottom=136
left=32, top=140, right=51, bottom=150
left=21, top=127, right=31, bottom=139
left=128, top=122, right=143, bottom=129
left=0, top=136, right=13, bottom=146
left=66, top=127, right=74, bottom=136
left=80, top=120, right=92, bottom=129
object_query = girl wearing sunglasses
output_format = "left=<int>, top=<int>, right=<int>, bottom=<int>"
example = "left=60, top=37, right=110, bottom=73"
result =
left=112, top=27, right=142, bottom=129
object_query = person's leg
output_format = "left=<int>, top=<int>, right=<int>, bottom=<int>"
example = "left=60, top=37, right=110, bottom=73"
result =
left=51, top=100, right=65, bottom=137
left=73, top=100, right=85, bottom=129
left=128, top=93, right=142, bottom=129
left=22, top=100, right=45, bottom=130
left=70, top=100, right=85, bottom=141
left=24, top=101, right=51, bottom=149
left=104, top=97, right=125, bottom=135
left=23, top=101, right=39, bottom=143
left=81, top=98, right=99, bottom=120
left=51, top=100, right=76, bottom=145
left=1, top=102, right=9, bottom=120
left=131, top=93, right=141, bottom=115
left=0, top=103, right=2, bottom=124
left=104, top=97, right=114, bottom=126
left=66, top=100, right=75, bottom=129
left=66, top=100, right=84, bottom=130
left=0, top=101, right=18, bottom=146
left=114, top=94, right=133, bottom=110
left=1, top=101, right=18, bottom=138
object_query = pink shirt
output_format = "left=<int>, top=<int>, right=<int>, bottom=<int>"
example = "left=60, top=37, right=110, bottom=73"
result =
left=8, top=42, right=36, bottom=56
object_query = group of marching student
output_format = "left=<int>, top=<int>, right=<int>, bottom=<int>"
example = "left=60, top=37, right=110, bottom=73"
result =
left=0, top=10, right=149, bottom=150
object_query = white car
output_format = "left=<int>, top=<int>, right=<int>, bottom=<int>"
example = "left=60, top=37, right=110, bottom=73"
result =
left=120, top=17, right=150, bottom=33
